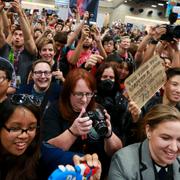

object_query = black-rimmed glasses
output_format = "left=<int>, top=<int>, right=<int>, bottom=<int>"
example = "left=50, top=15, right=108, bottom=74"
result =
left=72, top=92, right=94, bottom=99
left=3, top=124, right=39, bottom=136
left=10, top=94, right=41, bottom=107
left=33, top=71, right=52, bottom=77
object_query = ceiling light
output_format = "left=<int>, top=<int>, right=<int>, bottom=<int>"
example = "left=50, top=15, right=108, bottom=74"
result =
left=158, top=3, right=164, bottom=6
left=151, top=5, right=157, bottom=8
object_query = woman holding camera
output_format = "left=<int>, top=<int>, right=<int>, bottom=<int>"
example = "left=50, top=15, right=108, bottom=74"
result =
left=41, top=68, right=122, bottom=179
left=109, top=104, right=180, bottom=180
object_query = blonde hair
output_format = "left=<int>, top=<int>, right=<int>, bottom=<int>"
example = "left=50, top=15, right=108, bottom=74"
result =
left=140, top=104, right=180, bottom=139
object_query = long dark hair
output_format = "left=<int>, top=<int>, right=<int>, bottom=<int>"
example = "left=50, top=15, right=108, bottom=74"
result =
left=95, top=62, right=120, bottom=95
left=0, top=98, right=41, bottom=180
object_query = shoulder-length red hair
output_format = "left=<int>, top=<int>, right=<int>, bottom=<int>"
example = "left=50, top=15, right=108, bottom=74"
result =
left=59, top=68, right=96, bottom=123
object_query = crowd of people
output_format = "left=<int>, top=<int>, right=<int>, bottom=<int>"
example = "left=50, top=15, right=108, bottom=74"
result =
left=0, top=0, right=180, bottom=179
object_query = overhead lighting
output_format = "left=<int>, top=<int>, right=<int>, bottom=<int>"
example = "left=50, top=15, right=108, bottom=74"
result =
left=124, top=0, right=127, bottom=2
left=21, top=1, right=55, bottom=8
left=158, top=3, right=164, bottom=6
left=151, top=5, right=157, bottom=8
left=125, top=15, right=168, bottom=24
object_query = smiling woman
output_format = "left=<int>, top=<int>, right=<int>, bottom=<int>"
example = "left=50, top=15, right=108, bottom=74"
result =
left=0, top=94, right=41, bottom=180
left=41, top=68, right=122, bottom=179
left=109, top=104, right=180, bottom=180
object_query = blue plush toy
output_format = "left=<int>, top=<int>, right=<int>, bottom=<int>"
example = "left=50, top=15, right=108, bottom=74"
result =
left=48, top=163, right=97, bottom=180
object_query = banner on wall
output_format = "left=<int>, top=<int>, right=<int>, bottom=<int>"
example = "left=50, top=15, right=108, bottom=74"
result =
left=69, top=0, right=99, bottom=22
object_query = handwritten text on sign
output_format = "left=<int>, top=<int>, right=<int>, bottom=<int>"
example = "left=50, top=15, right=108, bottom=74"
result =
left=125, top=55, right=166, bottom=108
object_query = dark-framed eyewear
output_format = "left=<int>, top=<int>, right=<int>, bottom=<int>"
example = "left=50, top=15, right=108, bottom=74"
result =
left=3, top=124, right=39, bottom=135
left=72, top=92, right=94, bottom=99
left=33, top=71, right=52, bottom=77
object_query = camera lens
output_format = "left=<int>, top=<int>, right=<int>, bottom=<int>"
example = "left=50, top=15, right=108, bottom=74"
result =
left=86, top=108, right=108, bottom=137
left=93, top=121, right=108, bottom=137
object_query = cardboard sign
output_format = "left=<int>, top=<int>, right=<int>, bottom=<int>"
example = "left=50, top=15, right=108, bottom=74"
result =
left=125, top=55, right=166, bottom=108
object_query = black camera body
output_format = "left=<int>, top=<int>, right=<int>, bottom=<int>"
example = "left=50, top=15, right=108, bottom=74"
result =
left=161, top=24, right=180, bottom=41
left=83, top=108, right=108, bottom=137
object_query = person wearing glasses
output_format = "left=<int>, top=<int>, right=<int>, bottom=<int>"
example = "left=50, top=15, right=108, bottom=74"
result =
left=0, top=94, right=102, bottom=180
left=109, top=104, right=180, bottom=180
left=102, top=35, right=115, bottom=56
left=17, top=59, right=62, bottom=115
left=0, top=57, right=14, bottom=102
left=0, top=94, right=41, bottom=180
left=41, top=68, right=122, bottom=179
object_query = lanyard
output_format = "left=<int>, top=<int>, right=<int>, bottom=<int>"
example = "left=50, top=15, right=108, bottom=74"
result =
left=8, top=48, right=14, bottom=63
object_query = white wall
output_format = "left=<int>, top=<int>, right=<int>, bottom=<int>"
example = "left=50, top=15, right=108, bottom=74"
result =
left=111, top=3, right=168, bottom=27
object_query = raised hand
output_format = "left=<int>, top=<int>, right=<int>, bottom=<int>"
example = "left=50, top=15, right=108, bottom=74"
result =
left=85, top=54, right=103, bottom=69
left=10, top=0, right=22, bottom=15
left=128, top=100, right=141, bottom=123
left=73, top=153, right=101, bottom=180
left=70, top=107, right=93, bottom=136
left=91, top=25, right=101, bottom=42
left=0, top=0, right=5, bottom=13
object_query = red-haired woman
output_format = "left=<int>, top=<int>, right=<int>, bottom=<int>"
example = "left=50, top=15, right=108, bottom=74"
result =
left=41, top=68, right=122, bottom=179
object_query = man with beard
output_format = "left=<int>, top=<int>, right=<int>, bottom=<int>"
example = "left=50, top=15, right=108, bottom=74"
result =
left=67, top=24, right=105, bottom=69
left=0, top=0, right=37, bottom=85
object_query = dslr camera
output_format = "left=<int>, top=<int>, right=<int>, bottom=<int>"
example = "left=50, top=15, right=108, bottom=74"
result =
left=160, top=24, right=180, bottom=41
left=83, top=108, right=108, bottom=137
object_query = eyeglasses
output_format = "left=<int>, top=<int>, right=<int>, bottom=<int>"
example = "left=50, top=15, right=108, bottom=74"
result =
left=10, top=94, right=41, bottom=107
left=3, top=124, right=39, bottom=136
left=0, top=76, right=7, bottom=84
left=72, top=92, right=94, bottom=99
left=33, top=71, right=52, bottom=77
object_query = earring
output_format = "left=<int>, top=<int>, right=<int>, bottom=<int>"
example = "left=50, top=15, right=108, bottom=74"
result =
left=147, top=134, right=151, bottom=139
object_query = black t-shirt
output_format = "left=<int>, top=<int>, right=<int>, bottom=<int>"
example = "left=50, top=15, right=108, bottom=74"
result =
left=41, top=101, right=110, bottom=179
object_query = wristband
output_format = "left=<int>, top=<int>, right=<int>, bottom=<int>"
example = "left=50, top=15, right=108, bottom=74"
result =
left=0, top=9, right=4, bottom=14
left=68, top=128, right=78, bottom=137
left=105, top=130, right=113, bottom=139
left=149, top=38, right=158, bottom=45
